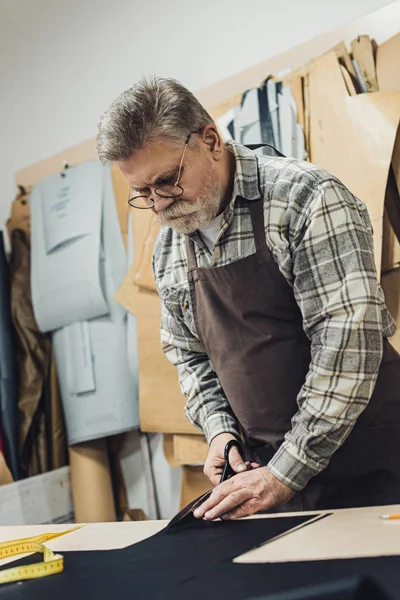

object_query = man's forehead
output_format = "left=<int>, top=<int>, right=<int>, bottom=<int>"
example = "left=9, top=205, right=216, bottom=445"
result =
left=118, top=139, right=182, bottom=188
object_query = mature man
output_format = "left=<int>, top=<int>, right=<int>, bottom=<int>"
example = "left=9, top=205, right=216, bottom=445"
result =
left=97, top=77, right=400, bottom=519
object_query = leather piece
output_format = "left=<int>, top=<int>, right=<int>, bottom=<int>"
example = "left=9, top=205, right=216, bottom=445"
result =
left=9, top=229, right=67, bottom=477
left=176, top=558, right=400, bottom=599
left=0, top=230, right=20, bottom=479
left=2, top=515, right=315, bottom=599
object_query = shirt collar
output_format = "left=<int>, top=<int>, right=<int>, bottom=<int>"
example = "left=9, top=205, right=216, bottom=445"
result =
left=226, top=141, right=262, bottom=202
left=187, top=141, right=262, bottom=246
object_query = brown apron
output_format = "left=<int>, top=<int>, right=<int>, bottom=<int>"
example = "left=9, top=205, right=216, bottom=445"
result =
left=186, top=195, right=400, bottom=511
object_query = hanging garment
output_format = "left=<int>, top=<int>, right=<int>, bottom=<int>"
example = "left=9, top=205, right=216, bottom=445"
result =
left=9, top=229, right=68, bottom=477
left=0, top=230, right=20, bottom=480
left=232, top=82, right=306, bottom=159
left=186, top=195, right=400, bottom=511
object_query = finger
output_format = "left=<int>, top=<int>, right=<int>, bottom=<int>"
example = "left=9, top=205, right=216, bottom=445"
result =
left=229, top=447, right=246, bottom=473
left=194, top=478, right=238, bottom=518
left=208, top=470, right=221, bottom=487
left=221, top=498, right=260, bottom=520
left=204, top=463, right=223, bottom=483
left=203, top=488, right=253, bottom=521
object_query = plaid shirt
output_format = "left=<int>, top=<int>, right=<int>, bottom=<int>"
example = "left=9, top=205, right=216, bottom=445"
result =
left=152, top=142, right=395, bottom=491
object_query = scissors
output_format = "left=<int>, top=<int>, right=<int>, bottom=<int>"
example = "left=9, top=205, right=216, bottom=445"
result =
left=166, top=439, right=244, bottom=532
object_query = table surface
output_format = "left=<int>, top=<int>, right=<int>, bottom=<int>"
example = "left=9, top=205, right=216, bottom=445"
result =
left=1, top=504, right=400, bottom=567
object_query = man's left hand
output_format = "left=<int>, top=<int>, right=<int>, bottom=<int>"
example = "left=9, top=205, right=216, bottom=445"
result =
left=194, top=467, right=294, bottom=521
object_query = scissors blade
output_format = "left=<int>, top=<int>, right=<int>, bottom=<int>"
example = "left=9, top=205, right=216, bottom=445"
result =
left=165, top=489, right=212, bottom=532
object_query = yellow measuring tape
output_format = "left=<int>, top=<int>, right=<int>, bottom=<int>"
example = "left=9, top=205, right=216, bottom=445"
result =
left=0, top=527, right=82, bottom=584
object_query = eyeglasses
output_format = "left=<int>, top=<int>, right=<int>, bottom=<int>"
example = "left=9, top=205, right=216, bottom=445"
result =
left=128, top=133, right=192, bottom=210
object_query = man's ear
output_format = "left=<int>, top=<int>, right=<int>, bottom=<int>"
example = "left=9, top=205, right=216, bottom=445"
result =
left=201, top=124, right=224, bottom=160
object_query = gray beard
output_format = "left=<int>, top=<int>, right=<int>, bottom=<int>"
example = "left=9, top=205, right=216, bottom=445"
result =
left=156, top=174, right=223, bottom=235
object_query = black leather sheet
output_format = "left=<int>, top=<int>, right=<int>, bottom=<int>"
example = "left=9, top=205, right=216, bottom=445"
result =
left=0, top=515, right=399, bottom=599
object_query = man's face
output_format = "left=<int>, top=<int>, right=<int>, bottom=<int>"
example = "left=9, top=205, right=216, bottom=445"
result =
left=117, top=137, right=224, bottom=234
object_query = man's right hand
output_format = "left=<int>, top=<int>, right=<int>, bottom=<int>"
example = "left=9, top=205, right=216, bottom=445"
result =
left=204, top=432, right=256, bottom=487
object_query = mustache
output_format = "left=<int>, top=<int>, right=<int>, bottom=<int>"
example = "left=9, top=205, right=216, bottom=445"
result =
left=159, top=198, right=203, bottom=220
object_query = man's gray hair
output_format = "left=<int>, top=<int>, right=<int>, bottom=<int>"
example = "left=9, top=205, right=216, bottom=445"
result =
left=96, top=76, right=214, bottom=162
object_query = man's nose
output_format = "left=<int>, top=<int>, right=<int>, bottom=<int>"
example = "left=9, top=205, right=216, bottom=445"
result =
left=152, top=196, right=176, bottom=212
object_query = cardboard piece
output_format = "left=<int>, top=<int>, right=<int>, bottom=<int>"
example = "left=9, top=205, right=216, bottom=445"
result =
left=164, top=433, right=208, bottom=467
left=110, top=164, right=130, bottom=251
left=308, top=51, right=400, bottom=273
left=163, top=435, right=179, bottom=468
left=114, top=209, right=199, bottom=435
left=235, top=504, right=400, bottom=563
left=376, top=33, right=400, bottom=91
left=114, top=207, right=154, bottom=314
left=180, top=465, right=211, bottom=510
left=173, top=434, right=208, bottom=465
left=331, top=41, right=357, bottom=81
left=0, top=467, right=73, bottom=526
left=133, top=215, right=160, bottom=292
left=340, top=65, right=358, bottom=96
left=69, top=440, right=117, bottom=523
left=196, top=3, right=400, bottom=120
left=136, top=287, right=197, bottom=434
left=15, top=139, right=97, bottom=189
left=350, top=35, right=379, bottom=92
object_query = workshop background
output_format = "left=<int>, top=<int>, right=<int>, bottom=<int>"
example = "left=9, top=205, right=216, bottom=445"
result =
left=0, top=0, right=399, bottom=525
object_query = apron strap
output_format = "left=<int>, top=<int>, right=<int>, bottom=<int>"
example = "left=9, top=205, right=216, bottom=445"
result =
left=185, top=140, right=275, bottom=268
left=185, top=236, right=198, bottom=271
left=186, top=200, right=267, bottom=267
left=249, top=200, right=267, bottom=254
left=245, top=144, right=286, bottom=158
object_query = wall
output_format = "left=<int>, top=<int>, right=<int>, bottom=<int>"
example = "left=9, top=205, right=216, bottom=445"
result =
left=0, top=0, right=399, bottom=518
left=1, top=0, right=399, bottom=225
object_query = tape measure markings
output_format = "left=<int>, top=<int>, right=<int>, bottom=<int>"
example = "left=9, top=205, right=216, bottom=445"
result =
left=0, top=526, right=84, bottom=584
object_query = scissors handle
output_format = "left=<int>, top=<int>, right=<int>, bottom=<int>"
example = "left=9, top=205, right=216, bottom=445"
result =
left=219, top=439, right=244, bottom=484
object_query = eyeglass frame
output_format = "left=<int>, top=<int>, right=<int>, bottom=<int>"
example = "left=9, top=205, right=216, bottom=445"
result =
left=127, top=132, right=195, bottom=210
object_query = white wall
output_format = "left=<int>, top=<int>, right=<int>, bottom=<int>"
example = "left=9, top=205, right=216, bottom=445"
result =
left=0, top=0, right=399, bottom=518
left=1, top=0, right=399, bottom=226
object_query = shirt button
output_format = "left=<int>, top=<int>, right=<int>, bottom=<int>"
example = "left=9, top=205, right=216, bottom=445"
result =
left=182, top=301, right=189, bottom=310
